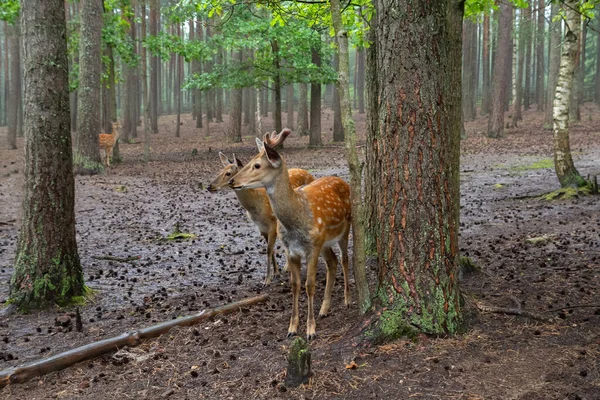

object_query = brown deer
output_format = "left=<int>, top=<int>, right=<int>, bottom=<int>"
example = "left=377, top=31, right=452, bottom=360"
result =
left=207, top=152, right=314, bottom=286
left=229, top=129, right=351, bottom=340
left=98, top=121, right=120, bottom=167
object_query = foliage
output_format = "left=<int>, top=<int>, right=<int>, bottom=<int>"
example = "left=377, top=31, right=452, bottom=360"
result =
left=0, top=0, right=19, bottom=24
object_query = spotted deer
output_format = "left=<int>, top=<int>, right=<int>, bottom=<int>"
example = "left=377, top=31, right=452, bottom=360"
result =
left=98, top=121, right=120, bottom=167
left=229, top=129, right=351, bottom=340
left=207, top=152, right=314, bottom=286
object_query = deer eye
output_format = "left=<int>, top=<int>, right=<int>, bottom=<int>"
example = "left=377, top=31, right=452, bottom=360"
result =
left=254, top=163, right=261, bottom=169
left=225, top=172, right=231, bottom=177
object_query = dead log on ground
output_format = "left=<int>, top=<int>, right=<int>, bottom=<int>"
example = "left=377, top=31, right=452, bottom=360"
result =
left=0, top=294, right=269, bottom=387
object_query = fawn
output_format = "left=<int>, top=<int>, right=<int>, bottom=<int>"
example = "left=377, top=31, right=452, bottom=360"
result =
left=98, top=121, right=120, bottom=167
left=207, top=151, right=314, bottom=286
left=229, top=129, right=351, bottom=340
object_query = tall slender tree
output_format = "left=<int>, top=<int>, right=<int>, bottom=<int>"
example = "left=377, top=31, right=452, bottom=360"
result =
left=11, top=0, right=84, bottom=308
left=536, top=0, right=545, bottom=111
left=74, top=0, right=104, bottom=174
left=552, top=0, right=585, bottom=188
left=6, top=20, right=19, bottom=149
left=297, top=82, right=309, bottom=135
left=544, top=2, right=561, bottom=129
left=513, top=9, right=525, bottom=127
left=227, top=49, right=243, bottom=143
left=488, top=3, right=512, bottom=138
left=309, top=41, right=322, bottom=147
left=149, top=0, right=159, bottom=133
left=481, top=14, right=491, bottom=114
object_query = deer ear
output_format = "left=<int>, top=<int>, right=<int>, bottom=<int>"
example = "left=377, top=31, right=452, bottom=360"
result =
left=255, top=137, right=264, bottom=152
left=219, top=151, right=231, bottom=167
left=264, top=143, right=281, bottom=168
left=233, top=153, right=244, bottom=168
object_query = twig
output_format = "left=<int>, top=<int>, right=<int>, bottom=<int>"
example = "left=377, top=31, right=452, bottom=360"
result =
left=0, top=294, right=269, bottom=387
left=543, top=303, right=600, bottom=314
left=475, top=302, right=552, bottom=322
left=92, top=255, right=140, bottom=263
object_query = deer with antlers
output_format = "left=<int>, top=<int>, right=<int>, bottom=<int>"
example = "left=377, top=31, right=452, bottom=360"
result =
left=228, top=129, right=351, bottom=340
left=207, top=152, right=314, bottom=286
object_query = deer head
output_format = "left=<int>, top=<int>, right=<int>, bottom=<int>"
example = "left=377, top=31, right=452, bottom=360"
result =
left=228, top=129, right=291, bottom=191
left=112, top=121, right=121, bottom=138
left=207, top=152, right=245, bottom=192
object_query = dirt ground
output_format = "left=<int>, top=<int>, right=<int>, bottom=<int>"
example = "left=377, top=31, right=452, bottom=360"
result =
left=0, top=105, right=599, bottom=400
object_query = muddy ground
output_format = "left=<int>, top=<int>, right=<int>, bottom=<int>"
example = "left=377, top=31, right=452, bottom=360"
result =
left=0, top=106, right=599, bottom=400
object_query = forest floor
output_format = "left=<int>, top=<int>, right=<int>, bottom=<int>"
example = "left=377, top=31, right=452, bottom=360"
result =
left=0, top=105, right=599, bottom=400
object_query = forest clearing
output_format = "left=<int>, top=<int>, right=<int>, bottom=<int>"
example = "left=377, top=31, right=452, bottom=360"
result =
left=1, top=108, right=599, bottom=399
left=1, top=0, right=600, bottom=398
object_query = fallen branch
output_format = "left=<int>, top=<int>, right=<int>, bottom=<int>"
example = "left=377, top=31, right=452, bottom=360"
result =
left=92, top=255, right=140, bottom=263
left=0, top=294, right=269, bottom=387
left=475, top=302, right=552, bottom=322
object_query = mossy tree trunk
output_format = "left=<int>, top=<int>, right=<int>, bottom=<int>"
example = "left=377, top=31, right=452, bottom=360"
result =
left=552, top=0, right=585, bottom=188
left=364, top=0, right=463, bottom=342
left=330, top=0, right=371, bottom=314
left=74, top=0, right=104, bottom=175
left=11, top=0, right=84, bottom=309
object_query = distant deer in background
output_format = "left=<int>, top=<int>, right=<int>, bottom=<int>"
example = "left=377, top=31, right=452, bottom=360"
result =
left=229, top=129, right=352, bottom=340
left=208, top=151, right=314, bottom=286
left=99, top=121, right=120, bottom=167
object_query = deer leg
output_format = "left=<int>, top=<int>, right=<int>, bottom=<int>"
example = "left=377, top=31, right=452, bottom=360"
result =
left=305, top=247, right=322, bottom=341
left=287, top=255, right=302, bottom=338
left=106, top=149, right=111, bottom=167
left=339, top=226, right=352, bottom=307
left=263, top=231, right=276, bottom=286
left=319, top=247, right=338, bottom=317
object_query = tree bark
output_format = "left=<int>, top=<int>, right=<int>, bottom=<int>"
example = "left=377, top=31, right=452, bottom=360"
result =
left=524, top=4, right=532, bottom=110
left=140, top=0, right=150, bottom=162
left=6, top=21, right=20, bottom=150
left=215, top=49, right=223, bottom=122
left=357, top=47, right=365, bottom=114
left=332, top=44, right=344, bottom=141
left=175, top=23, right=182, bottom=137
left=297, top=83, right=309, bottom=135
left=513, top=9, right=525, bottom=127
left=536, top=0, right=545, bottom=111
left=544, top=2, right=561, bottom=129
left=11, top=0, right=84, bottom=309
left=364, top=0, right=463, bottom=341
left=481, top=15, right=491, bottom=114
left=194, top=20, right=203, bottom=129
left=570, top=18, right=584, bottom=123
left=227, top=49, right=243, bottom=143
left=286, top=84, right=294, bottom=130
left=487, top=3, right=512, bottom=138
left=462, top=20, right=476, bottom=121
left=74, top=0, right=104, bottom=174
left=553, top=1, right=585, bottom=188
left=309, top=42, right=322, bottom=147
left=330, top=0, right=371, bottom=314
left=271, top=40, right=282, bottom=133
left=149, top=0, right=159, bottom=133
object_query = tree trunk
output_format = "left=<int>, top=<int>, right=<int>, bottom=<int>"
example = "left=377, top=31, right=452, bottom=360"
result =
left=364, top=0, right=463, bottom=341
left=544, top=2, right=561, bottom=129
left=297, top=83, right=309, bottom=135
left=357, top=47, right=365, bottom=114
left=6, top=21, right=20, bottom=150
left=513, top=9, right=525, bottom=127
left=286, top=84, right=294, bottom=130
left=481, top=15, right=491, bottom=114
left=487, top=3, right=512, bottom=138
left=330, top=0, right=371, bottom=314
left=74, top=0, right=104, bottom=174
left=552, top=0, right=585, bottom=188
left=524, top=4, right=532, bottom=110
left=309, top=43, right=322, bottom=147
left=570, top=18, right=584, bottom=123
left=11, top=0, right=84, bottom=309
left=332, top=44, right=344, bottom=142
left=462, top=20, right=476, bottom=121
left=536, top=0, right=545, bottom=111
left=215, top=49, right=223, bottom=122
left=175, top=23, right=182, bottom=137
left=140, top=0, right=150, bottom=162
left=271, top=40, right=282, bottom=133
left=149, top=0, right=159, bottom=133
left=227, top=49, right=242, bottom=143
left=596, top=18, right=600, bottom=104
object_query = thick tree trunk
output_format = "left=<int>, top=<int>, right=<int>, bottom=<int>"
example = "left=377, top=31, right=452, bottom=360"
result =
left=297, top=83, right=309, bottom=135
left=74, top=0, right=104, bottom=174
left=149, top=0, right=159, bottom=133
left=481, top=15, right=491, bottom=114
left=544, top=3, right=561, bottom=129
left=227, top=50, right=243, bottom=143
left=286, top=84, right=294, bottom=130
left=487, top=3, right=512, bottom=138
left=536, top=0, right=545, bottom=111
left=330, top=0, right=371, bottom=313
left=11, top=0, right=84, bottom=309
left=553, top=1, right=585, bottom=188
left=6, top=21, right=20, bottom=150
left=365, top=0, right=463, bottom=341
left=309, top=44, right=322, bottom=147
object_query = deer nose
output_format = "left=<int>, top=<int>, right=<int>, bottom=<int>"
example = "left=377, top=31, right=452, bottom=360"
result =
left=228, top=178, right=235, bottom=186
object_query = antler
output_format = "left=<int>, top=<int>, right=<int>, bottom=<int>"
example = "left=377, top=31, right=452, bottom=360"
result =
left=263, top=128, right=291, bottom=148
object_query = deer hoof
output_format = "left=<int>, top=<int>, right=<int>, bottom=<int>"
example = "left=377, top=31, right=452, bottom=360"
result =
left=287, top=331, right=297, bottom=339
left=306, top=333, right=317, bottom=341
left=318, top=312, right=329, bottom=319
